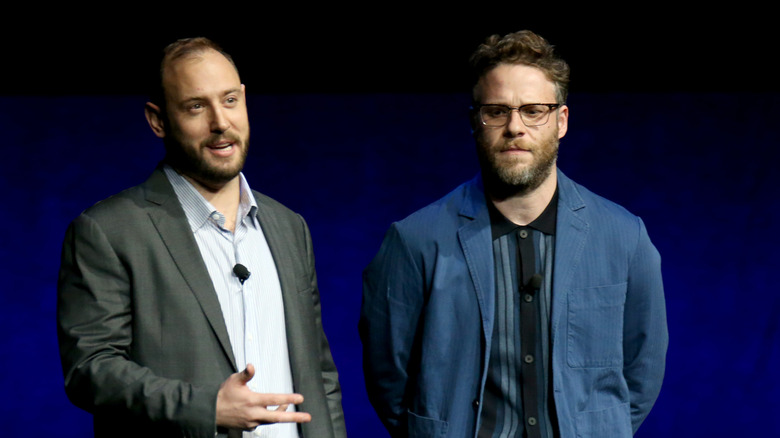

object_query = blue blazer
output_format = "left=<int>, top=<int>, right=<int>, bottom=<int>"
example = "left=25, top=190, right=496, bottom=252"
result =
left=360, top=170, right=668, bottom=438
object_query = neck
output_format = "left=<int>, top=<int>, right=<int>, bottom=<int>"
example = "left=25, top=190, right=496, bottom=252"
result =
left=184, top=174, right=242, bottom=232
left=487, top=167, right=558, bottom=226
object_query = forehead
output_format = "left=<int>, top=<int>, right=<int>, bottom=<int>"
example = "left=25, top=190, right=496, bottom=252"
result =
left=162, top=49, right=241, bottom=99
left=475, top=63, right=557, bottom=102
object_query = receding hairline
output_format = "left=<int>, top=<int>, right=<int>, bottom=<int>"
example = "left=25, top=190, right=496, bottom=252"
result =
left=150, top=37, right=240, bottom=107
left=162, top=47, right=240, bottom=80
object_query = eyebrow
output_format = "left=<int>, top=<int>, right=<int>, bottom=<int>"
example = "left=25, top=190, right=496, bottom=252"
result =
left=178, top=87, right=242, bottom=106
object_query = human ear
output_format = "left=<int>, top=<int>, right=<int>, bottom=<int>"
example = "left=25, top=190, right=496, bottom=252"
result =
left=144, top=102, right=166, bottom=139
left=557, top=105, right=569, bottom=139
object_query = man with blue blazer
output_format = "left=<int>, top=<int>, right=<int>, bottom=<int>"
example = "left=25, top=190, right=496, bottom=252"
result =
left=57, top=38, right=345, bottom=437
left=360, top=30, right=668, bottom=438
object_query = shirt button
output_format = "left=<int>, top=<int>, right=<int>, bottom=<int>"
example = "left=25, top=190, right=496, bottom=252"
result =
left=527, top=416, right=537, bottom=426
left=524, top=354, right=534, bottom=364
left=519, top=229, right=529, bottom=239
left=524, top=294, right=533, bottom=303
left=472, top=399, right=480, bottom=410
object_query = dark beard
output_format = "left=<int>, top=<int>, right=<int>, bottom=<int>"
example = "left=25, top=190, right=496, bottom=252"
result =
left=477, top=136, right=558, bottom=199
left=163, top=132, right=248, bottom=187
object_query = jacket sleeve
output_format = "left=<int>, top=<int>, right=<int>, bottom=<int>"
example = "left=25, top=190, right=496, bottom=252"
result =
left=359, top=224, right=425, bottom=437
left=623, top=217, right=669, bottom=433
left=57, top=213, right=220, bottom=437
left=299, top=214, right=347, bottom=438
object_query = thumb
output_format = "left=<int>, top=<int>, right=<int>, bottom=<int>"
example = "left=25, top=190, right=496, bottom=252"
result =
left=238, top=363, right=255, bottom=384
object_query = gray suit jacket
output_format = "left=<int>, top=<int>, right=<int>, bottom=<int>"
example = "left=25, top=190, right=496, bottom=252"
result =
left=57, top=167, right=346, bottom=438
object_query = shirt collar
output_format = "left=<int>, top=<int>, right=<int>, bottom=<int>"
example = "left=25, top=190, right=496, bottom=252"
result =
left=163, top=164, right=257, bottom=232
left=237, top=175, right=258, bottom=224
left=489, top=187, right=559, bottom=240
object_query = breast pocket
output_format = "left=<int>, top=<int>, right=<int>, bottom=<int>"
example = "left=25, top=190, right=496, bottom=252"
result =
left=567, top=283, right=627, bottom=368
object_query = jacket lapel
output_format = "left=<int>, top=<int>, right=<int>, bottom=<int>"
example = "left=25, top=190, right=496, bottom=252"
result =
left=457, top=177, right=496, bottom=343
left=143, top=168, right=238, bottom=371
left=251, top=195, right=306, bottom=366
left=551, top=170, right=589, bottom=344
left=252, top=198, right=296, bottom=296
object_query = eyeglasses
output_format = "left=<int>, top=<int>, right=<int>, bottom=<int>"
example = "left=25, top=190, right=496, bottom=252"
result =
left=473, top=103, right=561, bottom=127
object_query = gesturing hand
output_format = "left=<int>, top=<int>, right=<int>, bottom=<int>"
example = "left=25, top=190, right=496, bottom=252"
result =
left=216, top=363, right=312, bottom=430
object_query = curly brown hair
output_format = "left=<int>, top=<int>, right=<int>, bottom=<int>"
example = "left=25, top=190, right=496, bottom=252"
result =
left=469, top=30, right=570, bottom=103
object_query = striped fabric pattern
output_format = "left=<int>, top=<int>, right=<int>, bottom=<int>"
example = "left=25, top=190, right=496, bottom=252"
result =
left=480, top=229, right=556, bottom=438
left=164, top=166, right=298, bottom=438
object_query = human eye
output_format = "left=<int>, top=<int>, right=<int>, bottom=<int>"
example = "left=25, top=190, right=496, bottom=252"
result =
left=185, top=101, right=205, bottom=113
left=521, top=105, right=546, bottom=117
left=483, top=105, right=509, bottom=118
left=223, top=88, right=243, bottom=107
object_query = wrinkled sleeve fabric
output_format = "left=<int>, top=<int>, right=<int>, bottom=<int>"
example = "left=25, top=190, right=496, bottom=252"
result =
left=623, top=217, right=668, bottom=433
left=360, top=223, right=424, bottom=437
left=57, top=213, right=219, bottom=437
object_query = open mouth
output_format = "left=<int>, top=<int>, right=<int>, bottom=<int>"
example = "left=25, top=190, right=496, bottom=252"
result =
left=205, top=139, right=238, bottom=157
left=208, top=139, right=234, bottom=148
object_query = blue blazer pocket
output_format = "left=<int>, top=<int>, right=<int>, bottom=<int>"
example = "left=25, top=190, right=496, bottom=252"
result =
left=575, top=402, right=632, bottom=438
left=567, top=283, right=627, bottom=368
left=407, top=410, right=449, bottom=437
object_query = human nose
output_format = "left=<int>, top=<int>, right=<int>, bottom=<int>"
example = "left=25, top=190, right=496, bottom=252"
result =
left=210, top=107, right=230, bottom=133
left=505, top=109, right=526, bottom=136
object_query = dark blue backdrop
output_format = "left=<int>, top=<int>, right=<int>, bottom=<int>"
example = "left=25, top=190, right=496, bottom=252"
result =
left=2, top=90, right=779, bottom=436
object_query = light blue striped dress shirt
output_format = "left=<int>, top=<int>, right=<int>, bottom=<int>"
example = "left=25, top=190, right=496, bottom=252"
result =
left=164, top=165, right=298, bottom=438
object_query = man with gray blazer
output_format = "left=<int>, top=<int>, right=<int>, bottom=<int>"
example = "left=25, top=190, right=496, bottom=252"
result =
left=57, top=37, right=345, bottom=438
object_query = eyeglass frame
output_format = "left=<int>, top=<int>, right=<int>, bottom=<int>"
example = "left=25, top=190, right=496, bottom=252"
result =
left=471, top=103, right=562, bottom=128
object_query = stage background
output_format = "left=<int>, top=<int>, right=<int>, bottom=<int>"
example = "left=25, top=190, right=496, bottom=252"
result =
left=1, top=13, right=778, bottom=437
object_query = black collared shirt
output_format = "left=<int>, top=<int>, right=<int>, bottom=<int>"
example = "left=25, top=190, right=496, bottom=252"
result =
left=479, top=188, right=559, bottom=438
left=489, top=189, right=558, bottom=240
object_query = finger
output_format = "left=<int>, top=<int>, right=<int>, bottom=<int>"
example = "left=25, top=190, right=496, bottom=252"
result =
left=259, top=410, right=312, bottom=424
left=238, top=363, right=255, bottom=384
left=255, top=393, right=304, bottom=406
left=275, top=404, right=289, bottom=412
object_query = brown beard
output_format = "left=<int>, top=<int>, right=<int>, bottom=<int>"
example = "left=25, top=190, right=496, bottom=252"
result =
left=164, top=130, right=249, bottom=187
left=476, top=133, right=558, bottom=199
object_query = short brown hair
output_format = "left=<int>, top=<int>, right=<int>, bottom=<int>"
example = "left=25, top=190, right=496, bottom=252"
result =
left=469, top=30, right=570, bottom=103
left=150, top=37, right=238, bottom=107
